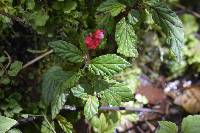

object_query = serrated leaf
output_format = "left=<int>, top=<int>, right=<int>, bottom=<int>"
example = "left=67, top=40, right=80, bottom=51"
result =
left=100, top=88, right=121, bottom=106
left=100, top=83, right=132, bottom=106
left=91, top=113, right=109, bottom=133
left=62, top=70, right=82, bottom=89
left=51, top=93, right=67, bottom=119
left=57, top=115, right=73, bottom=133
left=8, top=61, right=23, bottom=77
left=110, top=83, right=133, bottom=102
left=115, top=17, right=138, bottom=57
left=156, top=121, right=177, bottom=133
left=182, top=115, right=200, bottom=133
left=0, top=115, right=17, bottom=133
left=127, top=10, right=140, bottom=25
left=97, top=0, right=126, bottom=17
left=150, top=2, right=184, bottom=61
left=7, top=128, right=22, bottom=133
left=42, top=66, right=69, bottom=106
left=88, top=54, right=130, bottom=77
left=84, top=96, right=99, bottom=120
left=41, top=120, right=55, bottom=133
left=93, top=79, right=109, bottom=93
left=96, top=14, right=115, bottom=34
left=42, top=66, right=75, bottom=118
left=49, top=40, right=83, bottom=63
left=71, top=85, right=88, bottom=101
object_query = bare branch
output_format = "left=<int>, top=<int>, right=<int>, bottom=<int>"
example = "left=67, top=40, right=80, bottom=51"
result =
left=3, top=50, right=12, bottom=69
left=22, top=50, right=53, bottom=69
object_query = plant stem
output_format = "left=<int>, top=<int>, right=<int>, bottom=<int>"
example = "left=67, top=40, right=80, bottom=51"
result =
left=43, top=113, right=57, bottom=133
left=22, top=50, right=53, bottom=69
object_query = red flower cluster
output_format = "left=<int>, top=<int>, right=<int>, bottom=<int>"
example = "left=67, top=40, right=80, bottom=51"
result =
left=85, top=29, right=105, bottom=49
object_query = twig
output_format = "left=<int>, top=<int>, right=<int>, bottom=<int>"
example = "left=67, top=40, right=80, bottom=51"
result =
left=136, top=126, right=145, bottom=133
left=99, top=106, right=164, bottom=114
left=13, top=106, right=163, bottom=129
left=43, top=113, right=56, bottom=133
left=22, top=50, right=53, bottom=69
left=145, top=121, right=156, bottom=131
left=175, top=4, right=200, bottom=18
left=62, top=105, right=164, bottom=114
left=3, top=50, right=12, bottom=69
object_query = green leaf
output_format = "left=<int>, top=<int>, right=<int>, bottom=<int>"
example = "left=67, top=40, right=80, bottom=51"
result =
left=156, top=121, right=177, bottom=133
left=115, top=17, right=138, bottom=57
left=57, top=115, right=73, bottom=133
left=0, top=115, right=17, bottom=133
left=97, top=0, right=126, bottom=17
left=110, top=83, right=132, bottom=102
left=8, top=61, right=23, bottom=77
left=150, top=2, right=184, bottom=61
left=51, top=93, right=67, bottom=119
left=91, top=113, right=109, bottom=133
left=42, top=66, right=75, bottom=118
left=33, top=10, right=49, bottom=27
left=88, top=54, right=130, bottom=77
left=71, top=85, right=88, bottom=101
left=84, top=96, right=99, bottom=120
left=0, top=56, right=6, bottom=63
left=7, top=128, right=22, bottom=133
left=93, top=79, right=109, bottom=93
left=49, top=40, right=83, bottom=63
left=0, top=78, right=10, bottom=85
left=182, top=115, right=200, bottom=133
left=52, top=0, right=77, bottom=13
left=127, top=10, right=140, bottom=25
left=100, top=83, right=132, bottom=106
left=62, top=70, right=82, bottom=88
left=181, top=14, right=198, bottom=35
left=26, top=0, right=35, bottom=10
left=41, top=120, right=55, bottom=133
left=96, top=14, right=115, bottom=34
left=100, top=88, right=121, bottom=106
left=42, top=66, right=69, bottom=106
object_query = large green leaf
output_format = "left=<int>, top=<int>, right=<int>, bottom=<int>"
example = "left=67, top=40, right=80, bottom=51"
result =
left=42, top=66, right=69, bottom=106
left=57, top=115, right=73, bottom=133
left=182, top=115, right=200, bottom=133
left=150, top=2, right=184, bottom=61
left=41, top=66, right=77, bottom=118
left=0, top=115, right=17, bottom=133
left=115, top=17, right=138, bottom=57
left=84, top=96, right=99, bottom=120
left=49, top=40, right=83, bottom=63
left=51, top=93, right=67, bottom=119
left=110, top=83, right=133, bottom=102
left=97, top=0, right=126, bottom=17
left=62, top=70, right=82, bottom=89
left=7, top=128, right=22, bottom=133
left=88, top=54, right=130, bottom=77
left=96, top=14, right=115, bottom=34
left=71, top=85, right=89, bottom=101
left=100, top=83, right=132, bottom=106
left=156, top=121, right=177, bottom=133
left=100, top=88, right=121, bottom=106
